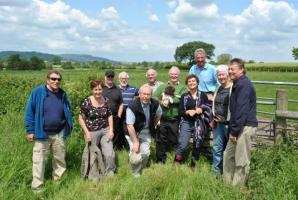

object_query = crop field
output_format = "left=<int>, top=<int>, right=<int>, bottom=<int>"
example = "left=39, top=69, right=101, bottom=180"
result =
left=0, top=69, right=297, bottom=200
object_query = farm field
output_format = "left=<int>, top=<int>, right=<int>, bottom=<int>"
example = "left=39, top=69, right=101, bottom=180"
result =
left=0, top=69, right=297, bottom=200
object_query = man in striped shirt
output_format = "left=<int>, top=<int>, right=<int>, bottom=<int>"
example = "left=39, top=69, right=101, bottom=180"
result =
left=118, top=71, right=139, bottom=150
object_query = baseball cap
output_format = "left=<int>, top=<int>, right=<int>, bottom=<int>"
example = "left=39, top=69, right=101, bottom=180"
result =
left=105, top=70, right=115, bottom=77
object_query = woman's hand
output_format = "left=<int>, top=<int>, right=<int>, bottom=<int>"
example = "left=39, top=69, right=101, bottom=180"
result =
left=108, top=129, right=114, bottom=141
left=84, top=132, right=92, bottom=142
left=186, top=110, right=196, bottom=117
left=195, top=107, right=203, bottom=114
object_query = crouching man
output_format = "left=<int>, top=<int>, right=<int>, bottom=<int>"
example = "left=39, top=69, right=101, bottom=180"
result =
left=25, top=70, right=73, bottom=192
left=125, top=85, right=162, bottom=177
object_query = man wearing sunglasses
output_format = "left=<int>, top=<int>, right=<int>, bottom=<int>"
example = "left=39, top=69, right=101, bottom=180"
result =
left=103, top=70, right=125, bottom=149
left=25, top=70, right=73, bottom=193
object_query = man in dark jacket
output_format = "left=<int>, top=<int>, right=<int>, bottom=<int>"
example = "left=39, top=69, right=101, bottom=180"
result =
left=223, top=58, right=258, bottom=187
left=25, top=70, right=73, bottom=192
left=125, top=85, right=162, bottom=177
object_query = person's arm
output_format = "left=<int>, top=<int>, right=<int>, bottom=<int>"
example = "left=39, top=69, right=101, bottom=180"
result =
left=107, top=115, right=114, bottom=141
left=126, top=108, right=139, bottom=153
left=152, top=84, right=163, bottom=101
left=25, top=92, right=35, bottom=142
left=117, top=103, right=124, bottom=118
left=229, top=83, right=250, bottom=138
left=154, top=105, right=162, bottom=127
left=78, top=114, right=92, bottom=142
left=179, top=94, right=196, bottom=117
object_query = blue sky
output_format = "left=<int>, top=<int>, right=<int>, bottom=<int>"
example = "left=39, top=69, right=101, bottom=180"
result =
left=1, top=0, right=298, bottom=62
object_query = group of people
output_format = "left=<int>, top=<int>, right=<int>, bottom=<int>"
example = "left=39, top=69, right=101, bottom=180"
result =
left=25, top=48, right=257, bottom=193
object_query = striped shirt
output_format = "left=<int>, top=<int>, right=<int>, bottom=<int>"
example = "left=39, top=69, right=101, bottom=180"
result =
left=119, top=84, right=139, bottom=107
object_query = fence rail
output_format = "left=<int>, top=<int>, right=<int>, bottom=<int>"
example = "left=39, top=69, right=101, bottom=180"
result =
left=252, top=81, right=298, bottom=144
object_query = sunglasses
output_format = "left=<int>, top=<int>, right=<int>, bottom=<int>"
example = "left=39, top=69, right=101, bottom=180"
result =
left=107, top=75, right=114, bottom=78
left=49, top=77, right=62, bottom=82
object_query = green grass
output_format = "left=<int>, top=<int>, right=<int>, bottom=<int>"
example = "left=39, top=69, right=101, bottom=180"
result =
left=0, top=69, right=297, bottom=199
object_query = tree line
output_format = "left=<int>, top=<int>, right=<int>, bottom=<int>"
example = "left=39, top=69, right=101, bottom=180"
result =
left=1, top=41, right=297, bottom=71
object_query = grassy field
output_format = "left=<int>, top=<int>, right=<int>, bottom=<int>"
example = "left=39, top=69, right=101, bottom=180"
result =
left=0, top=69, right=297, bottom=200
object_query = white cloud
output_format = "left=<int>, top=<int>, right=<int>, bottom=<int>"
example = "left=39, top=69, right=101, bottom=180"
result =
left=0, top=0, right=298, bottom=62
left=149, top=14, right=160, bottom=22
left=167, top=0, right=219, bottom=35
left=167, top=0, right=177, bottom=8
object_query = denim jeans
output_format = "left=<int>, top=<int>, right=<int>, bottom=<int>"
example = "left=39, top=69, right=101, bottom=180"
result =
left=212, top=123, right=228, bottom=174
left=175, top=119, right=203, bottom=162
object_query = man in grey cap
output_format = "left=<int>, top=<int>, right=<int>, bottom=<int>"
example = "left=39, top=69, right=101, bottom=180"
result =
left=125, top=84, right=162, bottom=177
left=102, top=70, right=125, bottom=149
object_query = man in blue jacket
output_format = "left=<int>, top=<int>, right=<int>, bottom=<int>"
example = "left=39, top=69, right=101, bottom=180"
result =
left=25, top=70, right=73, bottom=192
left=223, top=58, right=258, bottom=187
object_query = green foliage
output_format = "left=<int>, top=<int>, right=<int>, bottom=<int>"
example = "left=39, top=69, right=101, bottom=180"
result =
left=217, top=53, right=232, bottom=65
left=7, top=54, right=22, bottom=70
left=174, top=41, right=215, bottom=65
left=51, top=55, right=62, bottom=65
left=0, top=62, right=3, bottom=70
left=30, top=56, right=46, bottom=70
left=246, top=62, right=298, bottom=72
left=61, top=61, right=74, bottom=69
left=292, top=47, right=298, bottom=60
left=0, top=70, right=297, bottom=199
left=6, top=54, right=46, bottom=70
left=248, top=144, right=298, bottom=200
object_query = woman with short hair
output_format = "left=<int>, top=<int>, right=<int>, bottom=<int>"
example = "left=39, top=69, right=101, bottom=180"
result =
left=211, top=65, right=233, bottom=174
left=79, top=80, right=116, bottom=178
left=174, top=74, right=212, bottom=170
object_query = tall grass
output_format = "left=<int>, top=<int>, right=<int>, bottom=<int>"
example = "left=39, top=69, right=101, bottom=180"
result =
left=0, top=69, right=297, bottom=199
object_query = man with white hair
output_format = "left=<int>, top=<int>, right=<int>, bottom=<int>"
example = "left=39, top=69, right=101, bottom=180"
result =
left=118, top=71, right=139, bottom=150
left=145, top=68, right=163, bottom=93
left=153, top=66, right=186, bottom=163
left=125, top=85, right=162, bottom=177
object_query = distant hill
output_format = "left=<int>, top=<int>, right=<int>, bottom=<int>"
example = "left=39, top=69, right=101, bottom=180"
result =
left=0, top=51, right=118, bottom=63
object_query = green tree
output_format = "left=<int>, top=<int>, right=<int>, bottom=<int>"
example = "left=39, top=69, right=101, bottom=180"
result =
left=174, top=41, right=215, bottom=66
left=61, top=61, right=74, bottom=69
left=7, top=54, right=22, bottom=70
left=51, top=56, right=62, bottom=65
left=217, top=53, right=232, bottom=65
left=0, top=62, right=4, bottom=70
left=292, top=47, right=298, bottom=60
left=29, top=56, right=45, bottom=70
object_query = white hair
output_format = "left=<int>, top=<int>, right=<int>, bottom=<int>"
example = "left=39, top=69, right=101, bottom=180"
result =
left=119, top=71, right=129, bottom=79
left=145, top=68, right=157, bottom=77
left=169, top=66, right=180, bottom=75
left=216, top=64, right=229, bottom=76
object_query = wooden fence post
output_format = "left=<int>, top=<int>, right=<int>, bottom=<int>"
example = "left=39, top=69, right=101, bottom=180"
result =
left=275, top=89, right=288, bottom=144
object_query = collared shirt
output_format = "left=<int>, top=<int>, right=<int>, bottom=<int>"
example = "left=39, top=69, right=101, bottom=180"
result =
left=145, top=81, right=164, bottom=93
left=126, top=102, right=162, bottom=128
left=119, top=84, right=139, bottom=107
left=189, top=63, right=218, bottom=92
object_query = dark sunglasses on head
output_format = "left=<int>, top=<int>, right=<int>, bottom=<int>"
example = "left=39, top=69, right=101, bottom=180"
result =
left=107, top=75, right=114, bottom=78
left=49, top=77, right=62, bottom=82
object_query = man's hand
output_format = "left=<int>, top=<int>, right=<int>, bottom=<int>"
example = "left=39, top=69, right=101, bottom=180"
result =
left=26, top=133, right=34, bottom=142
left=229, top=135, right=237, bottom=144
left=132, top=141, right=140, bottom=153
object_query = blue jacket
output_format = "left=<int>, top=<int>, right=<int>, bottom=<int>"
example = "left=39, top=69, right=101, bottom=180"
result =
left=25, top=84, right=73, bottom=140
left=228, top=75, right=258, bottom=137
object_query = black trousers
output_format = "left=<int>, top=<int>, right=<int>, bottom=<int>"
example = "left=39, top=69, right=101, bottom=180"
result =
left=112, top=114, right=129, bottom=150
left=156, top=119, right=179, bottom=163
